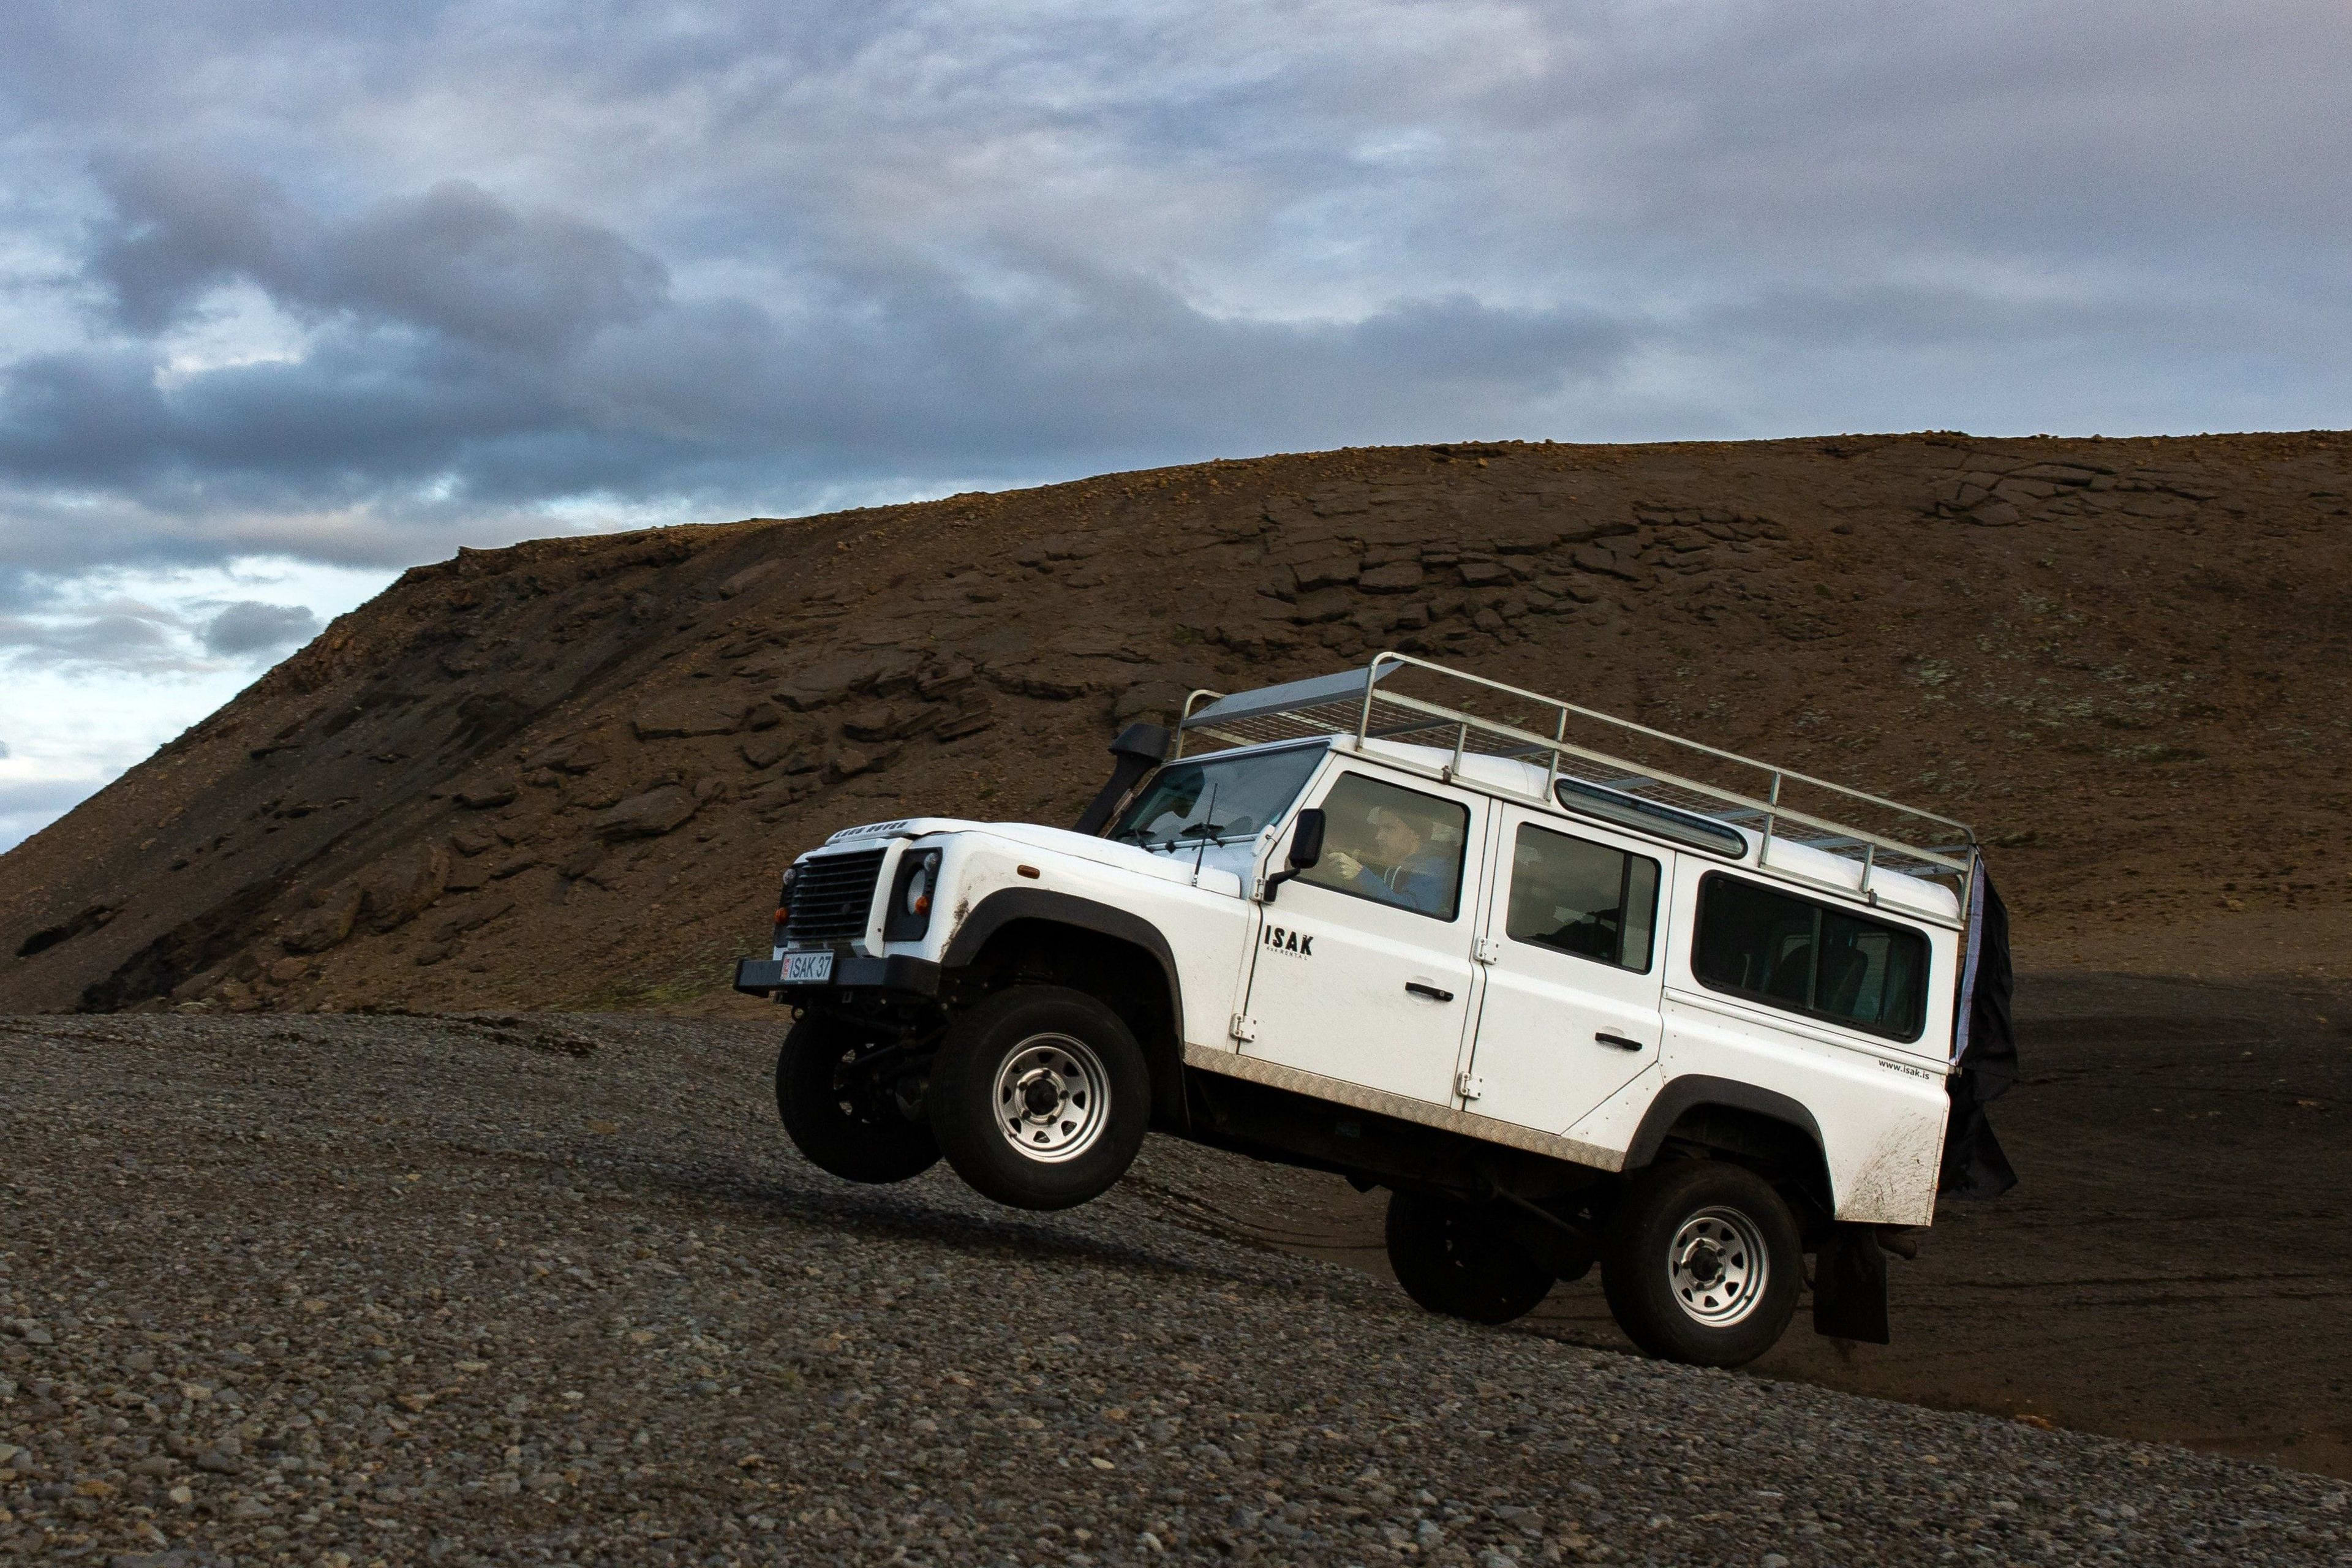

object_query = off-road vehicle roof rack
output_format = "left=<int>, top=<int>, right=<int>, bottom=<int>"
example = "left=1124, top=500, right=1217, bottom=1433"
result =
left=1177, top=652, right=1977, bottom=914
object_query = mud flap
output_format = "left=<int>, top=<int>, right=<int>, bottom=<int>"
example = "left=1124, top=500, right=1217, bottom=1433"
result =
left=1811, top=1223, right=1890, bottom=1344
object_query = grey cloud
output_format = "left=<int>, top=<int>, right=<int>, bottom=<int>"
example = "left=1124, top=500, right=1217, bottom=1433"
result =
left=0, top=484, right=589, bottom=593
left=1, top=169, right=1645, bottom=548
left=0, top=590, right=326, bottom=678
left=0, top=350, right=174, bottom=489
left=570, top=257, right=1634, bottom=469
left=90, top=157, right=308, bottom=333
left=91, top=162, right=670, bottom=354
left=331, top=182, right=670, bottom=355
left=0, top=607, right=187, bottom=674
left=1700, top=284, right=2223, bottom=353
left=201, top=599, right=317, bottom=657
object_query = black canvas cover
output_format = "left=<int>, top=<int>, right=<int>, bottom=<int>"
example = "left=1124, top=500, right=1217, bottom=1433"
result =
left=1812, top=1223, right=1893, bottom=1343
left=1940, top=865, right=2018, bottom=1199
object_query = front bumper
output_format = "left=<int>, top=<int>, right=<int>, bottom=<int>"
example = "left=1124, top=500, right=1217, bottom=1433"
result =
left=732, top=952, right=943, bottom=998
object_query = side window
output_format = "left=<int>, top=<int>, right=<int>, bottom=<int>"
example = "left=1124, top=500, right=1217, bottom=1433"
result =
left=1505, top=823, right=1660, bottom=972
left=1692, top=874, right=1928, bottom=1041
left=1297, top=774, right=1470, bottom=921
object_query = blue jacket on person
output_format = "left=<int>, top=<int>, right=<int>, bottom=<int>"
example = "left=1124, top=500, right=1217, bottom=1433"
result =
left=1359, top=853, right=1452, bottom=917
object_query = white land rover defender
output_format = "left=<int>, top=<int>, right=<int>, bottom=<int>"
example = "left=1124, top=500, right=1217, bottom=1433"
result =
left=734, top=655, right=1995, bottom=1366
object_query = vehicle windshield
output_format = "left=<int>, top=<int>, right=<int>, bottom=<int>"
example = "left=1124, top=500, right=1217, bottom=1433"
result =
left=1110, top=744, right=1325, bottom=851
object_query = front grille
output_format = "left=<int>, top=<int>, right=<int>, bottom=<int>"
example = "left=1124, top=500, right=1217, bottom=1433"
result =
left=783, top=849, right=888, bottom=944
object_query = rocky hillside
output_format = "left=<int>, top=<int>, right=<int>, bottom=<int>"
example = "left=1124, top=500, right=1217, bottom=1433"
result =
left=2, top=432, right=2346, bottom=1015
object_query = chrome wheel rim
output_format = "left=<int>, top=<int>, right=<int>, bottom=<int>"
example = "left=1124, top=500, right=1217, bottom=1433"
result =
left=992, top=1032, right=1110, bottom=1164
left=1668, top=1205, right=1768, bottom=1327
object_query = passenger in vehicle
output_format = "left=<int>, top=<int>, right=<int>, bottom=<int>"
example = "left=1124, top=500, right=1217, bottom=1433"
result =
left=1324, top=804, right=1454, bottom=916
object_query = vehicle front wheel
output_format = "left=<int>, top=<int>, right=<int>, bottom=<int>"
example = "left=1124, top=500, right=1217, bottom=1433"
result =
left=775, top=1013, right=941, bottom=1184
left=927, top=986, right=1151, bottom=1210
left=1600, top=1160, right=1801, bottom=1367
left=1384, top=1190, right=1555, bottom=1325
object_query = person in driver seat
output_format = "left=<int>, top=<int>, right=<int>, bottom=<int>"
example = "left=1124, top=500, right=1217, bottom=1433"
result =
left=1324, top=804, right=1452, bottom=915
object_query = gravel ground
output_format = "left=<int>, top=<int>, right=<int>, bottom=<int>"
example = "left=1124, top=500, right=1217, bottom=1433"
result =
left=4, top=1013, right=2347, bottom=1568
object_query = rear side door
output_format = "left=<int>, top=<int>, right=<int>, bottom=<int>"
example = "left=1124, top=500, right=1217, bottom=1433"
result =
left=1240, top=768, right=1488, bottom=1106
left=1461, top=807, right=1672, bottom=1132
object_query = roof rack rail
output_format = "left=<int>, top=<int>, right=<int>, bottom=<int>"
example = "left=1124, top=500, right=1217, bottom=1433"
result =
left=1177, top=652, right=1977, bottom=911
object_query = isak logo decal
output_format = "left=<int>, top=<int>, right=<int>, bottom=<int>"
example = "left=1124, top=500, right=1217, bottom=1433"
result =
left=1262, top=925, right=1314, bottom=957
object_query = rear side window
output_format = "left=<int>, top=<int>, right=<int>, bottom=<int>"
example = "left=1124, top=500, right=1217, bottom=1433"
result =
left=1692, top=874, right=1928, bottom=1041
left=1505, top=823, right=1661, bottom=971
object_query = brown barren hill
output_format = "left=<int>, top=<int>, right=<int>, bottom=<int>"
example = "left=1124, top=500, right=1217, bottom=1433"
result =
left=2, top=432, right=2348, bottom=1016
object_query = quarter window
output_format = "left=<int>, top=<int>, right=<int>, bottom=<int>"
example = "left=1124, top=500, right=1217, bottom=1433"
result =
left=1692, top=874, right=1928, bottom=1041
left=1295, top=774, right=1470, bottom=921
left=1504, top=823, right=1660, bottom=971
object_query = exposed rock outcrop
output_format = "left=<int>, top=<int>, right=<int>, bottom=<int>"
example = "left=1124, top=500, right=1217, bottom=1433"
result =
left=2, top=433, right=2346, bottom=1014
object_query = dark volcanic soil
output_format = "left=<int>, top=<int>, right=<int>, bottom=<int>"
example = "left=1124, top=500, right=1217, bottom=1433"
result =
left=1188, top=971, right=2352, bottom=1480
left=4, top=431, right=2350, bottom=1016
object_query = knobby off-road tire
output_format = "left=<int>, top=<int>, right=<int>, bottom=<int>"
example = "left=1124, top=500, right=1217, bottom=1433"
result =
left=1384, top=1190, right=1555, bottom=1325
left=927, top=986, right=1150, bottom=1210
left=775, top=1014, right=941, bottom=1184
left=1601, top=1160, right=1802, bottom=1367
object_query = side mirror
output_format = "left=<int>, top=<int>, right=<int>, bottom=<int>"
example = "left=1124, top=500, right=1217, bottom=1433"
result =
left=1287, top=809, right=1326, bottom=870
left=1264, top=809, right=1325, bottom=903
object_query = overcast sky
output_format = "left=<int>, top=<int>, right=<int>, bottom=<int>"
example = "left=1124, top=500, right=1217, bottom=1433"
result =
left=2, top=0, right=2347, bottom=848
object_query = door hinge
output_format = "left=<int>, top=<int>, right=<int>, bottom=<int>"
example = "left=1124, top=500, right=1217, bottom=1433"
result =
left=1229, top=1014, right=1258, bottom=1043
left=1457, top=1071, right=1485, bottom=1100
left=1472, top=938, right=1500, bottom=965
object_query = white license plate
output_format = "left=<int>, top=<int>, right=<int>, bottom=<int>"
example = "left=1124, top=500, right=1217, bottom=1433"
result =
left=782, top=951, right=834, bottom=985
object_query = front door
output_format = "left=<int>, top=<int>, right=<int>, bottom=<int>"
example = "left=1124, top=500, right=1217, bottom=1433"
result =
left=1242, top=768, right=1488, bottom=1105
left=1462, top=807, right=1672, bottom=1132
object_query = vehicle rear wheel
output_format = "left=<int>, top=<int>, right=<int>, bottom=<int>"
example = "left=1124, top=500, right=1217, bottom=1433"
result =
left=774, top=1013, right=940, bottom=1183
left=1600, top=1160, right=1801, bottom=1367
left=1384, top=1190, right=1555, bottom=1325
left=927, top=986, right=1150, bottom=1210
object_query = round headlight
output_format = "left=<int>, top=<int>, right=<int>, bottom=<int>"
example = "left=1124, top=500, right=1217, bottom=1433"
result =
left=905, top=853, right=937, bottom=916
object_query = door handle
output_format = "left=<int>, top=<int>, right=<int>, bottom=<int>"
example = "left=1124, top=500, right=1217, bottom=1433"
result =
left=1405, top=982, right=1455, bottom=1003
left=1594, top=1032, right=1647, bottom=1052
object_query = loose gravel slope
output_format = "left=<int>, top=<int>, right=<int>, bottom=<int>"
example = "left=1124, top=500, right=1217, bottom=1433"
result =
left=4, top=1014, right=2346, bottom=1567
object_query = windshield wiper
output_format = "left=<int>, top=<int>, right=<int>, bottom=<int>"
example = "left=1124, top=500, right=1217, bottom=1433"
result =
left=1128, top=817, right=1232, bottom=854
